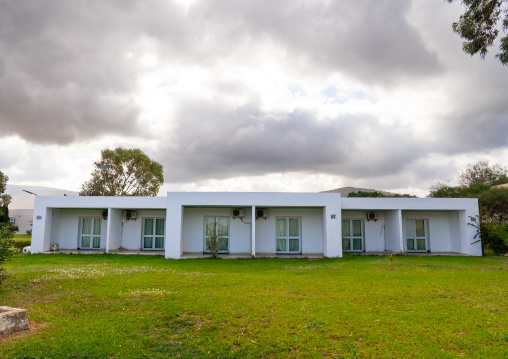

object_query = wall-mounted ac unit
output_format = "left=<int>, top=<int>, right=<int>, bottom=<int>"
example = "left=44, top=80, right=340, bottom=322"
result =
left=124, top=210, right=138, bottom=220
left=50, top=243, right=59, bottom=251
left=232, top=209, right=245, bottom=218
left=256, top=209, right=269, bottom=219
left=367, top=212, right=378, bottom=222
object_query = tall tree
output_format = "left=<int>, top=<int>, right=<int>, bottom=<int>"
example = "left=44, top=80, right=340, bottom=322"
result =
left=0, top=171, right=9, bottom=222
left=0, top=171, right=7, bottom=195
left=80, top=148, right=164, bottom=196
left=447, top=0, right=508, bottom=65
left=457, top=160, right=508, bottom=186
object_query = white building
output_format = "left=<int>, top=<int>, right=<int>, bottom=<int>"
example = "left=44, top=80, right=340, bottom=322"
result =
left=6, top=185, right=78, bottom=234
left=31, top=192, right=482, bottom=258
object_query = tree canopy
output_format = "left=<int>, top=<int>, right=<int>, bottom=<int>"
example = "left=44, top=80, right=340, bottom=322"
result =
left=0, top=171, right=7, bottom=196
left=448, top=0, right=508, bottom=65
left=457, top=160, right=508, bottom=186
left=347, top=191, right=416, bottom=198
left=80, top=148, right=164, bottom=196
left=0, top=171, right=9, bottom=225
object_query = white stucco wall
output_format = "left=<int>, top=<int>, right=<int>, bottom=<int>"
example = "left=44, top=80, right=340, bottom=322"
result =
left=181, top=207, right=252, bottom=254
left=50, top=209, right=107, bottom=250
left=8, top=209, right=34, bottom=234
left=107, top=208, right=123, bottom=251
left=402, top=211, right=462, bottom=253
left=121, top=209, right=167, bottom=250
left=255, top=208, right=324, bottom=255
left=341, top=211, right=386, bottom=252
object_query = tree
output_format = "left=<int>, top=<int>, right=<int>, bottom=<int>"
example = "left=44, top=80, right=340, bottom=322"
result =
left=80, top=148, right=164, bottom=196
left=0, top=171, right=9, bottom=224
left=447, top=0, right=508, bottom=65
left=347, top=191, right=416, bottom=198
left=0, top=171, right=7, bottom=195
left=457, top=160, right=508, bottom=186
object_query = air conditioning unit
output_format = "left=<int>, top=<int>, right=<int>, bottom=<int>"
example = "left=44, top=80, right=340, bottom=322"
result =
left=256, top=209, right=269, bottom=219
left=367, top=212, right=378, bottom=222
left=124, top=210, right=138, bottom=220
left=50, top=243, right=59, bottom=251
left=232, top=209, right=245, bottom=218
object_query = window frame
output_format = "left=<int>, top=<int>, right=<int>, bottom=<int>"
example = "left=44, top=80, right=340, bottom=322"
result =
left=78, top=217, right=102, bottom=249
left=406, top=219, right=428, bottom=252
left=203, top=216, right=230, bottom=254
left=142, top=217, right=165, bottom=251
left=341, top=219, right=364, bottom=252
left=275, top=217, right=302, bottom=254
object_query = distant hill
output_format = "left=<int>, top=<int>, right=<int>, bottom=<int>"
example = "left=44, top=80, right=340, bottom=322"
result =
left=321, top=186, right=416, bottom=197
left=6, top=185, right=79, bottom=210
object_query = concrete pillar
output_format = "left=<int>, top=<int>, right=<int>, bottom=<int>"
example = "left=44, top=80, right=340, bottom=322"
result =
left=251, top=206, right=256, bottom=257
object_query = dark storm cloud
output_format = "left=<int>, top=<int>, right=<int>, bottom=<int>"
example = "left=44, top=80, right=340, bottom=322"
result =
left=0, top=0, right=143, bottom=143
left=158, top=99, right=423, bottom=182
left=0, top=0, right=440, bottom=144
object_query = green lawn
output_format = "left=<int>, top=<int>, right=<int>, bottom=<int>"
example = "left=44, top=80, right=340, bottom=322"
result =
left=0, top=254, right=507, bottom=358
left=13, top=234, right=31, bottom=240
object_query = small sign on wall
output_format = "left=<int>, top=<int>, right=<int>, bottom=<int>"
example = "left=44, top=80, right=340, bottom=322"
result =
left=331, top=214, right=336, bottom=219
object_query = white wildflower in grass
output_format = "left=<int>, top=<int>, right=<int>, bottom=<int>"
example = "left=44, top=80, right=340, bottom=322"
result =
left=121, top=288, right=172, bottom=297
left=40, top=264, right=170, bottom=279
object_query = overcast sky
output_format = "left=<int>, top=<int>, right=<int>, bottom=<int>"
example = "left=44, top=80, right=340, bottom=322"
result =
left=1, top=0, right=507, bottom=197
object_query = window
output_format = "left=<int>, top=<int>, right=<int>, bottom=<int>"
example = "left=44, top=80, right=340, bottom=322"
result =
left=406, top=219, right=427, bottom=251
left=9, top=217, right=15, bottom=225
left=143, top=218, right=165, bottom=250
left=204, top=217, right=229, bottom=253
left=342, top=219, right=363, bottom=251
left=80, top=218, right=101, bottom=249
left=276, top=217, right=301, bottom=253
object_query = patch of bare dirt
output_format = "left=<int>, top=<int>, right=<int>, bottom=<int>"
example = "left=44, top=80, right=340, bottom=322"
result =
left=0, top=319, right=49, bottom=343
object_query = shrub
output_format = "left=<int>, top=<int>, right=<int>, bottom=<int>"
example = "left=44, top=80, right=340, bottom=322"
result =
left=481, top=221, right=508, bottom=255
left=0, top=225, right=15, bottom=284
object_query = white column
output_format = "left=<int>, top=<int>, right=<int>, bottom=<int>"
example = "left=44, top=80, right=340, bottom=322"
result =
left=165, top=203, right=183, bottom=259
left=384, top=209, right=403, bottom=253
left=323, top=205, right=342, bottom=258
left=251, top=205, right=256, bottom=257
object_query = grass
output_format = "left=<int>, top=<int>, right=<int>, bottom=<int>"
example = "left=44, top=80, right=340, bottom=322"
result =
left=13, top=234, right=31, bottom=240
left=0, top=254, right=507, bottom=358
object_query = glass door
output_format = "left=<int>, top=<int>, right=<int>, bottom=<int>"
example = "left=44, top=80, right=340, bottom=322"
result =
left=81, top=218, right=101, bottom=249
left=406, top=219, right=427, bottom=251
left=276, top=218, right=300, bottom=253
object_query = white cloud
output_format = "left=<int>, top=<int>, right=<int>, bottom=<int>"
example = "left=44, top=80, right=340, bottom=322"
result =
left=1, top=0, right=507, bottom=197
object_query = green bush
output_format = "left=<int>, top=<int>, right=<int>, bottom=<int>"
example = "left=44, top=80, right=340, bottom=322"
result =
left=0, top=225, right=15, bottom=284
left=481, top=221, right=508, bottom=255
left=12, top=239, right=31, bottom=250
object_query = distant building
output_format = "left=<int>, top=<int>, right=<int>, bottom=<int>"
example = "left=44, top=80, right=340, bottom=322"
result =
left=6, top=185, right=78, bottom=234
